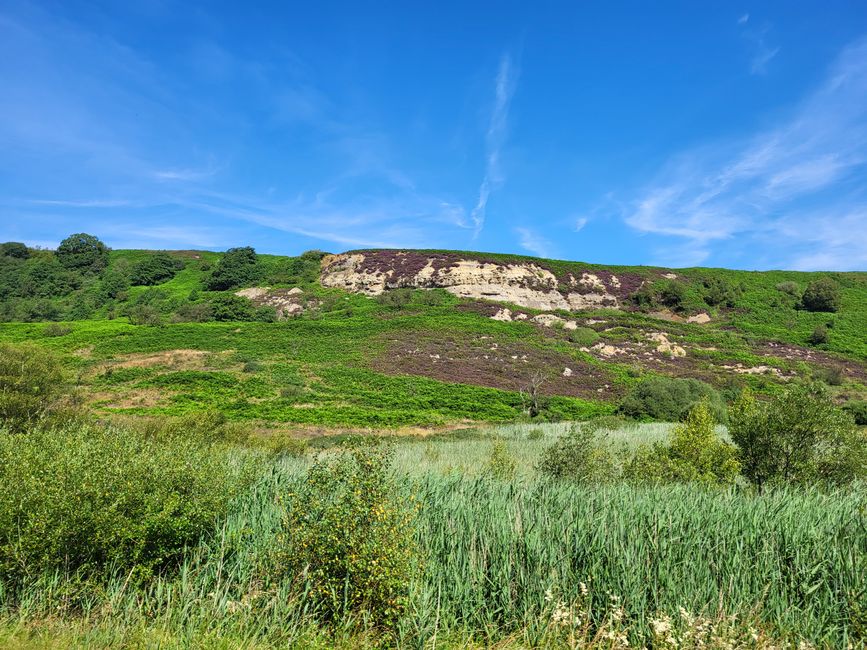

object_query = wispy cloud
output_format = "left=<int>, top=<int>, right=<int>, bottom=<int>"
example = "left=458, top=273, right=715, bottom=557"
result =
left=574, top=217, right=588, bottom=232
left=622, top=36, right=867, bottom=270
left=738, top=13, right=750, bottom=25
left=739, top=20, right=780, bottom=75
left=515, top=227, right=553, bottom=258
left=471, top=54, right=517, bottom=237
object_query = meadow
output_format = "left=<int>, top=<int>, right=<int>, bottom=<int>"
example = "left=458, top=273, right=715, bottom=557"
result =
left=0, top=417, right=865, bottom=649
left=1, top=240, right=866, bottom=648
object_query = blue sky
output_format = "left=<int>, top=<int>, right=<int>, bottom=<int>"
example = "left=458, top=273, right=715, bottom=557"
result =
left=2, top=1, right=866, bottom=270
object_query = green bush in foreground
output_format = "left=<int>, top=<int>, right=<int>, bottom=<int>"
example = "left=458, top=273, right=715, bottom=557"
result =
left=730, top=385, right=866, bottom=488
left=0, top=423, right=259, bottom=588
left=277, top=440, right=417, bottom=628
left=537, top=422, right=615, bottom=482
left=624, top=399, right=740, bottom=485
left=844, top=399, right=867, bottom=425
left=0, top=342, right=67, bottom=433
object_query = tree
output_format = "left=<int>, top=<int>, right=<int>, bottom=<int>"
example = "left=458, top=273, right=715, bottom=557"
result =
left=808, top=325, right=829, bottom=346
left=521, top=370, right=550, bottom=418
left=209, top=294, right=256, bottom=321
left=624, top=399, right=740, bottom=485
left=0, top=343, right=66, bottom=433
left=56, top=233, right=109, bottom=272
left=618, top=376, right=726, bottom=422
left=729, top=385, right=865, bottom=487
left=801, top=277, right=841, bottom=312
left=130, top=253, right=184, bottom=286
left=205, top=247, right=261, bottom=290
left=0, top=242, right=30, bottom=259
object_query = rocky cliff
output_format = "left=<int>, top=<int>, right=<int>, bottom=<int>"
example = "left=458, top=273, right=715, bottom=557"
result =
left=320, top=250, right=645, bottom=311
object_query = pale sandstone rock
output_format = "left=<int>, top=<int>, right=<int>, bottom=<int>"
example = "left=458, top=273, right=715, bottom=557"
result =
left=321, top=253, right=620, bottom=311
left=687, top=312, right=711, bottom=324
left=646, top=332, right=687, bottom=358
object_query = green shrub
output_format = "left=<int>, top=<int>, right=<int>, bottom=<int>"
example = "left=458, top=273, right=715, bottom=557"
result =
left=659, top=280, right=688, bottom=311
left=127, top=304, right=163, bottom=326
left=843, top=400, right=867, bottom=426
left=0, top=242, right=30, bottom=259
left=618, top=376, right=726, bottom=422
left=98, top=269, right=130, bottom=301
left=775, top=281, right=801, bottom=297
left=172, top=301, right=212, bottom=322
left=808, top=324, right=829, bottom=345
left=814, top=365, right=844, bottom=386
left=729, top=385, right=865, bottom=487
left=801, top=277, right=841, bottom=312
left=624, top=399, right=740, bottom=485
left=205, top=246, right=262, bottom=290
left=56, top=233, right=109, bottom=273
left=277, top=439, right=417, bottom=627
left=0, top=342, right=66, bottom=433
left=375, top=288, right=414, bottom=309
left=537, top=423, right=616, bottom=482
left=0, top=423, right=257, bottom=587
left=568, top=326, right=600, bottom=346
left=130, top=253, right=184, bottom=286
left=42, top=322, right=72, bottom=337
left=210, top=294, right=255, bottom=321
left=485, top=440, right=517, bottom=479
left=700, top=276, right=739, bottom=307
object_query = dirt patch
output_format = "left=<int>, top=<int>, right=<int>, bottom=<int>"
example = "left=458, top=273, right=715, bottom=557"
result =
left=96, top=349, right=236, bottom=374
left=92, top=388, right=167, bottom=409
left=235, top=287, right=306, bottom=318
left=754, top=342, right=867, bottom=381
left=371, top=333, right=620, bottom=400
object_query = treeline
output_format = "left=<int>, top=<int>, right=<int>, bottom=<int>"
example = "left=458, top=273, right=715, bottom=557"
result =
left=0, top=234, right=326, bottom=323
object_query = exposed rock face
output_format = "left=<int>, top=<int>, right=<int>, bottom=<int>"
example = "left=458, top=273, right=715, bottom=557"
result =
left=235, top=287, right=306, bottom=319
left=321, top=251, right=643, bottom=312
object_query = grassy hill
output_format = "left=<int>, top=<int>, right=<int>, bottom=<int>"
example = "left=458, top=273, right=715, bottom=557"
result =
left=0, top=241, right=865, bottom=431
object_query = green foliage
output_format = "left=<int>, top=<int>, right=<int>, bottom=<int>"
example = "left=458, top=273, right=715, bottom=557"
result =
left=98, top=269, right=130, bottom=301
left=843, top=399, right=867, bottom=425
left=775, top=281, right=801, bottom=297
left=618, top=376, right=726, bottom=422
left=537, top=422, right=616, bottom=482
left=0, top=422, right=257, bottom=587
left=210, top=293, right=256, bottom=321
left=567, top=326, right=600, bottom=346
left=485, top=440, right=517, bottom=479
left=205, top=247, right=261, bottom=290
left=729, top=385, right=865, bottom=487
left=375, top=288, right=414, bottom=309
left=624, top=399, right=740, bottom=485
left=0, top=342, right=66, bottom=433
left=0, top=242, right=29, bottom=259
left=659, top=280, right=688, bottom=311
left=277, top=440, right=417, bottom=627
left=56, top=233, right=109, bottom=273
left=130, top=253, right=184, bottom=286
left=808, top=324, right=829, bottom=345
left=127, top=304, right=163, bottom=326
left=42, top=322, right=72, bottom=337
left=801, top=277, right=841, bottom=312
left=700, top=275, right=740, bottom=307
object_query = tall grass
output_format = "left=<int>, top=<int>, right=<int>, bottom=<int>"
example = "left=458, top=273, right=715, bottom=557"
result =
left=2, top=447, right=863, bottom=648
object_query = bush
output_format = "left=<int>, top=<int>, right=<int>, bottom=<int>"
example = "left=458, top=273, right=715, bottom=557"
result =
left=729, top=385, right=866, bottom=487
left=843, top=400, right=867, bottom=426
left=172, top=301, right=212, bottom=322
left=814, top=365, right=844, bottom=386
left=42, top=323, right=72, bottom=337
left=537, top=423, right=616, bottom=482
left=205, top=246, right=261, bottom=291
left=801, top=277, right=841, bottom=312
left=0, top=423, right=257, bottom=587
left=210, top=294, right=256, bottom=321
left=376, top=288, right=414, bottom=309
left=568, top=326, right=600, bottom=346
left=485, top=440, right=517, bottom=479
left=276, top=440, right=417, bottom=627
left=659, top=280, right=687, bottom=311
left=700, top=276, right=739, bottom=308
left=775, top=281, right=801, bottom=297
left=0, top=342, right=66, bottom=433
left=98, top=270, right=130, bottom=301
left=56, top=233, right=109, bottom=272
left=127, top=304, right=163, bottom=326
left=618, top=376, right=726, bottom=422
left=624, top=399, right=740, bottom=485
left=130, top=253, right=184, bottom=286
left=0, top=242, right=30, bottom=259
left=808, top=324, right=829, bottom=345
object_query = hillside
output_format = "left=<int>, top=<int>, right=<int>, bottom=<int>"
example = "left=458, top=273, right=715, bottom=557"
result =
left=1, top=240, right=865, bottom=430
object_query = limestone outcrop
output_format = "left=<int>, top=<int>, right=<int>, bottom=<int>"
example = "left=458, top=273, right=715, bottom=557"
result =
left=320, top=251, right=643, bottom=312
